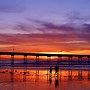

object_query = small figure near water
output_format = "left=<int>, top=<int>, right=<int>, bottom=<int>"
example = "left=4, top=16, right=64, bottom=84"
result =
left=49, top=67, right=53, bottom=75
left=55, top=65, right=59, bottom=76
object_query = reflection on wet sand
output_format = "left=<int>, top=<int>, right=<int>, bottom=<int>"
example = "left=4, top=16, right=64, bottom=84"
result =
left=1, top=69, right=90, bottom=81
left=0, top=68, right=90, bottom=90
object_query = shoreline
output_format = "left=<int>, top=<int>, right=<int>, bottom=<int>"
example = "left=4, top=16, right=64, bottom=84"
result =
left=0, top=65, right=90, bottom=70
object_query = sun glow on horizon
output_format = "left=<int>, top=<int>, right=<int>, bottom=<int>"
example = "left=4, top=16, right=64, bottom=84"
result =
left=38, top=51, right=71, bottom=54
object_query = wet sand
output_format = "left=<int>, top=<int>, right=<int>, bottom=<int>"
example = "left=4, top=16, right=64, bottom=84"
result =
left=0, top=67, right=90, bottom=90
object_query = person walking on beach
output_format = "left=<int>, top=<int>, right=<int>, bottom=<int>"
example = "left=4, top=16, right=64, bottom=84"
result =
left=50, top=67, right=53, bottom=75
left=55, top=65, right=59, bottom=76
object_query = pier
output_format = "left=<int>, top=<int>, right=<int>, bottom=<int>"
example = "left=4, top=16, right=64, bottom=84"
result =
left=0, top=52, right=90, bottom=67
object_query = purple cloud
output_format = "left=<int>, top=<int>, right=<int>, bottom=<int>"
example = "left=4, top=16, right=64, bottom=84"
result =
left=13, top=19, right=90, bottom=43
left=0, top=34, right=89, bottom=52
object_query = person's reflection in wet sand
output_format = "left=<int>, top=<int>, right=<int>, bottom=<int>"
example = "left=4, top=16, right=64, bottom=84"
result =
left=55, top=76, right=59, bottom=88
left=49, top=76, right=52, bottom=84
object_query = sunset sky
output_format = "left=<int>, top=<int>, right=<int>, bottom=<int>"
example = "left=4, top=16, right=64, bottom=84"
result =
left=0, top=0, right=90, bottom=54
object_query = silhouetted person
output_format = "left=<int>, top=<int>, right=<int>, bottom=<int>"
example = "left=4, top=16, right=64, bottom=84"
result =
left=50, top=67, right=53, bottom=75
left=55, top=65, right=59, bottom=75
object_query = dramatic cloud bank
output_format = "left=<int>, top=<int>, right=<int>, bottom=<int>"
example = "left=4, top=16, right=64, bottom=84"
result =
left=0, top=0, right=90, bottom=54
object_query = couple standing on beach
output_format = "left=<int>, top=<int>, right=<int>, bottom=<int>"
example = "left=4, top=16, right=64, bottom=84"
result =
left=50, top=65, right=59, bottom=75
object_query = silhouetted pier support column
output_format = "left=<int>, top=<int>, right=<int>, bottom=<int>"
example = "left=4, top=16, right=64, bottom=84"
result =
left=68, top=56, right=72, bottom=65
left=36, top=56, right=39, bottom=64
left=0, top=54, right=1, bottom=66
left=58, top=56, right=62, bottom=65
left=46, top=56, right=51, bottom=76
left=47, top=56, right=51, bottom=66
left=78, top=56, right=82, bottom=64
left=88, top=57, right=90, bottom=64
left=24, top=55, right=27, bottom=65
left=11, top=55, right=14, bottom=67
